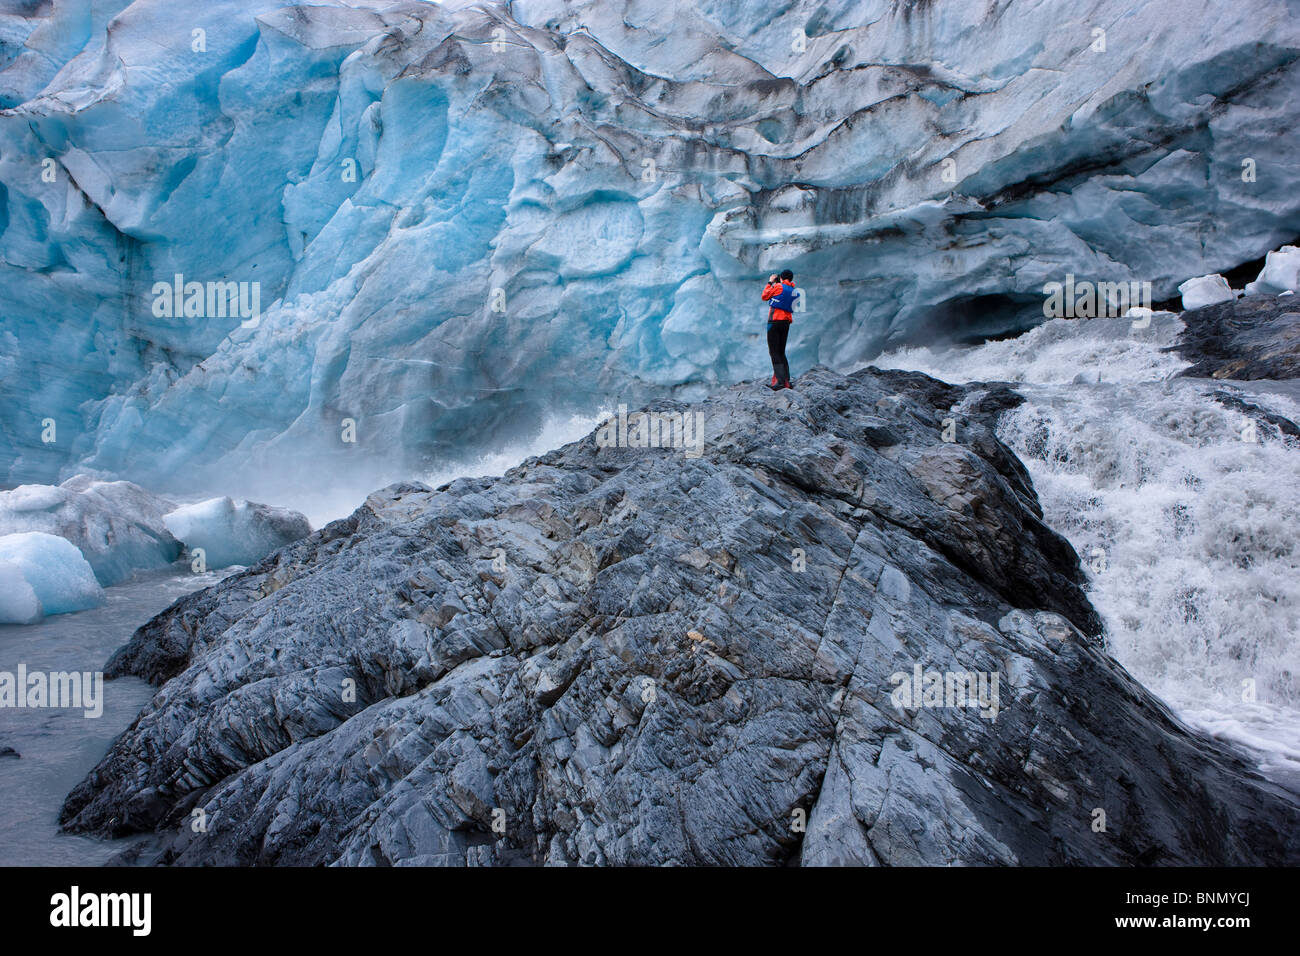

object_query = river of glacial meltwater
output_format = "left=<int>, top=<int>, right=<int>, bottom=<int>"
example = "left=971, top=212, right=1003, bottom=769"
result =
left=0, top=569, right=232, bottom=866
left=875, top=312, right=1300, bottom=792
left=3, top=312, right=1298, bottom=866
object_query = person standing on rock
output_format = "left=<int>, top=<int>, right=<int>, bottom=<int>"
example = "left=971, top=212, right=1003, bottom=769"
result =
left=761, top=269, right=799, bottom=389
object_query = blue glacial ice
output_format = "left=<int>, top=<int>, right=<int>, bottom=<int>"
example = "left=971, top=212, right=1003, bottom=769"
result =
left=162, top=495, right=312, bottom=570
left=0, top=530, right=104, bottom=623
left=1, top=0, right=1299, bottom=508
left=0, top=475, right=310, bottom=605
left=0, top=475, right=180, bottom=586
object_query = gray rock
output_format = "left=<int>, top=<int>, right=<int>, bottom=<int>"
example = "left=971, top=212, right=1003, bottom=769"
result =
left=62, top=367, right=1300, bottom=865
left=1209, top=390, right=1300, bottom=442
left=1171, top=295, right=1300, bottom=379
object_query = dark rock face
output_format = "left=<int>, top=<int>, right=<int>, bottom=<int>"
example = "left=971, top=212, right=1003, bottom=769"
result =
left=1171, top=294, right=1300, bottom=379
left=62, top=367, right=1299, bottom=865
left=1209, top=390, right=1300, bottom=442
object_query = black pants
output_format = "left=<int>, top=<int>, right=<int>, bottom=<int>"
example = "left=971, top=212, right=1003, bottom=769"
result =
left=767, top=319, right=791, bottom=386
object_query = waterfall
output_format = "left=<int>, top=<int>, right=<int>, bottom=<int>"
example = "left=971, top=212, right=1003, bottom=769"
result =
left=878, top=313, right=1300, bottom=788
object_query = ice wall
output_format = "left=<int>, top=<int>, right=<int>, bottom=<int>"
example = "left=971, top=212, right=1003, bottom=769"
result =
left=2, top=0, right=1298, bottom=497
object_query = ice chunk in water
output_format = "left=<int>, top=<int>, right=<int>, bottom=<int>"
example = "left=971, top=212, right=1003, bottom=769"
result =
left=1245, top=246, right=1300, bottom=297
left=163, top=498, right=312, bottom=570
left=0, top=562, right=43, bottom=625
left=0, top=532, right=103, bottom=622
left=0, top=476, right=181, bottom=587
left=1178, top=274, right=1235, bottom=311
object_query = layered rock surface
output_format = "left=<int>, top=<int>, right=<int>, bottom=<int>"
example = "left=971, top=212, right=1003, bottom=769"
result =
left=1172, top=294, right=1300, bottom=380
left=62, top=367, right=1300, bottom=865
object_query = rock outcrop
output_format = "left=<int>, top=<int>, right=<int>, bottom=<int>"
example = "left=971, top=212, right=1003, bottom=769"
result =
left=62, top=367, right=1300, bottom=865
left=1172, top=294, right=1300, bottom=380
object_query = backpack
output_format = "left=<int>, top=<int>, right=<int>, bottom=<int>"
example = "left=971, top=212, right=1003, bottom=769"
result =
left=769, top=282, right=797, bottom=313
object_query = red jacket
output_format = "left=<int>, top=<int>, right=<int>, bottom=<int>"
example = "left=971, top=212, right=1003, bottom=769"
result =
left=762, top=281, right=797, bottom=321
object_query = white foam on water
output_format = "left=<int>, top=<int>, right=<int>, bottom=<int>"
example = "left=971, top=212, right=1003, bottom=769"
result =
left=879, top=316, right=1300, bottom=788
left=872, top=313, right=1189, bottom=384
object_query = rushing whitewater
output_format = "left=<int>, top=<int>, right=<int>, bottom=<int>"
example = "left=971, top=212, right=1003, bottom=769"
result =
left=877, top=314, right=1300, bottom=787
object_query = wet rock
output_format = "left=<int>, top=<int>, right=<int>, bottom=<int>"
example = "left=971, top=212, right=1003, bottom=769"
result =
left=1209, top=390, right=1300, bottom=442
left=61, top=367, right=1300, bottom=865
left=1172, top=295, right=1300, bottom=380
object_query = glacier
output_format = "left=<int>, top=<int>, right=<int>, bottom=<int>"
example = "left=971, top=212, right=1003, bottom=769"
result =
left=2, top=0, right=1300, bottom=508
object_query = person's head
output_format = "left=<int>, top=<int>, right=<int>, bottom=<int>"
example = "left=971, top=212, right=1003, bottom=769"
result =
left=780, top=269, right=794, bottom=283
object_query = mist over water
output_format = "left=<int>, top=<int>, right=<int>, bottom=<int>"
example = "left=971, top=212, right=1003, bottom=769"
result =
left=417, top=410, right=609, bottom=504
left=879, top=315, right=1300, bottom=789
left=180, top=410, right=614, bottom=531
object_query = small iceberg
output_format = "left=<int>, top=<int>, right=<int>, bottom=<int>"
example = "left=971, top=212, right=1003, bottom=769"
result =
left=0, top=532, right=104, bottom=624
